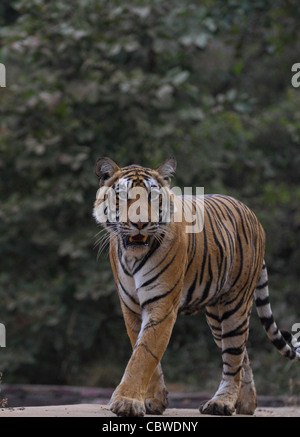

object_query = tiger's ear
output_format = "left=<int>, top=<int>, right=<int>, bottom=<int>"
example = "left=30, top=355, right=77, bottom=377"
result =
left=95, top=157, right=119, bottom=186
left=156, top=156, right=177, bottom=185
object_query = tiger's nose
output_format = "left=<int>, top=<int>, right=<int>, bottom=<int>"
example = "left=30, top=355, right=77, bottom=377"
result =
left=130, top=221, right=148, bottom=230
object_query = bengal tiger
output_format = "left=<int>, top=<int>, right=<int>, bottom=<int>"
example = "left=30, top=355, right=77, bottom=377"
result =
left=93, top=156, right=300, bottom=417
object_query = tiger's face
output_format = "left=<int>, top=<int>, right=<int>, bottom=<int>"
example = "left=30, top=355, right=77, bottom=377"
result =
left=93, top=157, right=177, bottom=252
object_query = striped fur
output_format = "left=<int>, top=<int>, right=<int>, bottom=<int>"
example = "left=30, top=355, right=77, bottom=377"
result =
left=255, top=262, right=300, bottom=361
left=93, top=157, right=300, bottom=417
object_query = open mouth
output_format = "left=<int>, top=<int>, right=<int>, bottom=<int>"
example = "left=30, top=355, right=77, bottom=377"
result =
left=123, top=234, right=150, bottom=247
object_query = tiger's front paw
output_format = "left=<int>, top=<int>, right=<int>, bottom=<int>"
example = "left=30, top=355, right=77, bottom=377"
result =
left=110, top=395, right=146, bottom=417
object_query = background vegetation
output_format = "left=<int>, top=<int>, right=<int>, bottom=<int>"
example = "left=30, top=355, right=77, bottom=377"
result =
left=0, top=0, right=299, bottom=397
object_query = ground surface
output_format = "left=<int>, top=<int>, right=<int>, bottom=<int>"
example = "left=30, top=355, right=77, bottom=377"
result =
left=0, top=404, right=299, bottom=417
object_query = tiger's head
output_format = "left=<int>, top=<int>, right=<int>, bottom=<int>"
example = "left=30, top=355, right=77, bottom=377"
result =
left=93, top=157, right=177, bottom=252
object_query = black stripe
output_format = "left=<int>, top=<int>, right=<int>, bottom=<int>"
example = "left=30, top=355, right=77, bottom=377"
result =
left=230, top=233, right=243, bottom=289
left=210, top=324, right=222, bottom=332
left=205, top=196, right=228, bottom=221
left=285, top=349, right=296, bottom=359
left=220, top=294, right=245, bottom=322
left=199, top=226, right=208, bottom=285
left=219, top=256, right=228, bottom=290
left=219, top=196, right=247, bottom=242
left=281, top=330, right=293, bottom=343
left=119, top=295, right=140, bottom=315
left=236, top=204, right=250, bottom=245
left=208, top=196, right=238, bottom=233
left=221, top=319, right=249, bottom=339
left=144, top=308, right=174, bottom=330
left=117, top=243, right=133, bottom=276
left=141, top=273, right=182, bottom=309
left=205, top=206, right=224, bottom=264
left=223, top=365, right=242, bottom=376
left=259, top=315, right=274, bottom=331
left=272, top=336, right=287, bottom=350
left=144, top=250, right=166, bottom=276
left=185, top=232, right=196, bottom=274
left=222, top=346, right=244, bottom=356
left=132, top=237, right=162, bottom=275
left=205, top=309, right=220, bottom=322
left=255, top=296, right=270, bottom=307
left=207, top=197, right=238, bottom=269
left=199, top=254, right=213, bottom=303
left=256, top=281, right=268, bottom=290
left=205, top=199, right=232, bottom=290
left=119, top=279, right=139, bottom=306
left=139, top=252, right=177, bottom=289
left=186, top=232, right=191, bottom=257
left=135, top=342, right=159, bottom=362
left=183, top=273, right=198, bottom=307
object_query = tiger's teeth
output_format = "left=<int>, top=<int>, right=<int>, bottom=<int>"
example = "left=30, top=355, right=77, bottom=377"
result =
left=142, top=236, right=147, bottom=243
left=129, top=237, right=134, bottom=243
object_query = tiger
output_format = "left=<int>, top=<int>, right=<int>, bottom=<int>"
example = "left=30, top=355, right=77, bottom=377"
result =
left=93, top=156, right=300, bottom=417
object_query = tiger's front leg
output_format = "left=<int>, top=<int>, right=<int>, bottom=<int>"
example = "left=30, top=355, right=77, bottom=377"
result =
left=110, top=300, right=178, bottom=417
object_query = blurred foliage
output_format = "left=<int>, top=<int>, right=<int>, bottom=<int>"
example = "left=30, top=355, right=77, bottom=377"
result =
left=0, top=0, right=300, bottom=395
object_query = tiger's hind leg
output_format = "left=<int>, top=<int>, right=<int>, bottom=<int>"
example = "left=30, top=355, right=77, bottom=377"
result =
left=235, top=350, right=257, bottom=415
left=201, top=304, right=237, bottom=415
left=201, top=300, right=255, bottom=416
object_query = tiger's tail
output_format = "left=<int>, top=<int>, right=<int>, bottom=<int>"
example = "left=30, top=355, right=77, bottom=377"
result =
left=255, top=260, right=300, bottom=362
